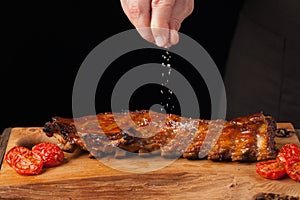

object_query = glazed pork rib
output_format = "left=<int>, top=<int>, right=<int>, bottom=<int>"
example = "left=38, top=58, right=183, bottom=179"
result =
left=43, top=110, right=278, bottom=161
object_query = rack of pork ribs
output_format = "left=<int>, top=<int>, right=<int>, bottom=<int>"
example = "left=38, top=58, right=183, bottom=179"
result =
left=43, top=110, right=278, bottom=162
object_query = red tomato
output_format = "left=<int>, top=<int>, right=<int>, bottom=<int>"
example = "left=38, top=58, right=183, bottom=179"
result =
left=284, top=159, right=300, bottom=182
left=256, top=159, right=286, bottom=180
left=5, top=146, right=29, bottom=167
left=277, top=144, right=300, bottom=164
left=5, top=146, right=43, bottom=175
left=32, top=142, right=64, bottom=168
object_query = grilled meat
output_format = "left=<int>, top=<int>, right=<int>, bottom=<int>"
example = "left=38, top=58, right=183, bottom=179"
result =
left=43, top=110, right=277, bottom=161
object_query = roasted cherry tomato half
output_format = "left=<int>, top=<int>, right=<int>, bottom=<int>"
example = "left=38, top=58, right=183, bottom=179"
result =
left=256, top=159, right=286, bottom=180
left=5, top=146, right=43, bottom=175
left=5, top=146, right=29, bottom=167
left=277, top=144, right=300, bottom=164
left=32, top=142, right=64, bottom=168
left=284, top=158, right=300, bottom=182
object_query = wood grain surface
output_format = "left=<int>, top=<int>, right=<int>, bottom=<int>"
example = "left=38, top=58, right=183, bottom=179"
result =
left=0, top=124, right=299, bottom=200
left=0, top=128, right=11, bottom=170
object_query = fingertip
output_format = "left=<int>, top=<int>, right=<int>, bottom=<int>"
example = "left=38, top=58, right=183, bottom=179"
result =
left=137, top=27, right=156, bottom=44
left=164, top=42, right=172, bottom=49
left=170, top=29, right=179, bottom=46
left=151, top=27, right=170, bottom=47
left=154, top=36, right=168, bottom=47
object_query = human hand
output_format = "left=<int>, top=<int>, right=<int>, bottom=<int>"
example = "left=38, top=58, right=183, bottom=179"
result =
left=120, top=0, right=194, bottom=48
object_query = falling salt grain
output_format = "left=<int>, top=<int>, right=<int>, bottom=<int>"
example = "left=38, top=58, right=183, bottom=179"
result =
left=160, top=49, right=174, bottom=111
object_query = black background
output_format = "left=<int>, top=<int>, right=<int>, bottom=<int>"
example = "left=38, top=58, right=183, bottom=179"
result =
left=0, top=1, right=244, bottom=133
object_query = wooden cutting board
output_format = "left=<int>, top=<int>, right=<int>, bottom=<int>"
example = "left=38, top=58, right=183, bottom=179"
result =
left=0, top=123, right=299, bottom=200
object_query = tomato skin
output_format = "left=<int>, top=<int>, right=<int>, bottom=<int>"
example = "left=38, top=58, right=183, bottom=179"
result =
left=274, top=144, right=300, bottom=182
left=277, top=144, right=300, bottom=182
left=284, top=158, right=300, bottom=182
left=256, top=159, right=286, bottom=180
left=276, top=151, right=287, bottom=164
left=277, top=144, right=300, bottom=164
left=5, top=146, right=29, bottom=167
left=32, top=142, right=64, bottom=168
left=5, top=146, right=43, bottom=175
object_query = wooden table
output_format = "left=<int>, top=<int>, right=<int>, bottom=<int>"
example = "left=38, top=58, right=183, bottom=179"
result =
left=0, top=124, right=300, bottom=200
